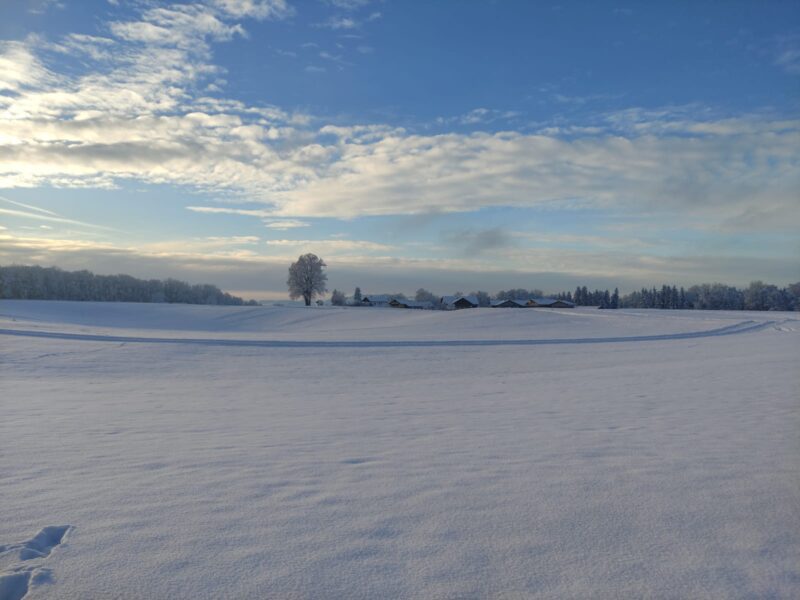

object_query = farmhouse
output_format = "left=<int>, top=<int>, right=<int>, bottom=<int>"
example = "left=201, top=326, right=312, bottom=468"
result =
left=361, top=294, right=393, bottom=307
left=527, top=297, right=575, bottom=308
left=440, top=295, right=479, bottom=310
left=491, top=299, right=528, bottom=308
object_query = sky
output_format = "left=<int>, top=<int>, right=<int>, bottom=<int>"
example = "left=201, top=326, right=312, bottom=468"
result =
left=0, top=0, right=798, bottom=300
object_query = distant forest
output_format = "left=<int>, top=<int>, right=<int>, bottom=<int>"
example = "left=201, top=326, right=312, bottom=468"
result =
left=500, top=282, right=798, bottom=311
left=376, top=281, right=800, bottom=312
left=554, top=282, right=800, bottom=311
left=0, top=265, right=257, bottom=306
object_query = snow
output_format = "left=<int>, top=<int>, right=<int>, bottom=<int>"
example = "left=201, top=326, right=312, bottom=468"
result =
left=1, top=300, right=799, bottom=598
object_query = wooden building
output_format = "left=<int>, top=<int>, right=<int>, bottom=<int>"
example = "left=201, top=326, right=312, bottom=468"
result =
left=527, top=297, right=575, bottom=308
left=440, top=295, right=479, bottom=310
left=491, top=299, right=528, bottom=308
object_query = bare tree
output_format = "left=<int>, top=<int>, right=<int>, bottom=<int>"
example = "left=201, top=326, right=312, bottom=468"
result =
left=287, top=254, right=328, bottom=306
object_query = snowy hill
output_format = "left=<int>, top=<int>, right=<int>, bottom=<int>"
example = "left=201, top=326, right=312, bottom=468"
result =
left=1, top=301, right=798, bottom=598
left=0, top=299, right=785, bottom=341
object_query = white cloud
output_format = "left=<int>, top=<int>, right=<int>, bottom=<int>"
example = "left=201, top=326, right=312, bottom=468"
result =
left=210, top=0, right=294, bottom=20
left=186, top=206, right=277, bottom=217
left=0, top=40, right=55, bottom=92
left=204, top=235, right=260, bottom=244
left=319, top=50, right=351, bottom=66
left=264, top=122, right=800, bottom=227
left=0, top=197, right=110, bottom=230
left=315, top=16, right=358, bottom=30
left=0, top=3, right=798, bottom=242
left=327, top=0, right=372, bottom=10
left=265, top=239, right=392, bottom=252
left=775, top=47, right=800, bottom=74
left=263, top=219, right=310, bottom=230
left=109, top=4, right=246, bottom=47
left=0, top=196, right=59, bottom=216
left=27, top=0, right=65, bottom=15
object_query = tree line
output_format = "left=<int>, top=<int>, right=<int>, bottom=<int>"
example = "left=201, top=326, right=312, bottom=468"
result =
left=615, top=281, right=800, bottom=311
left=334, top=281, right=800, bottom=311
left=0, top=265, right=257, bottom=305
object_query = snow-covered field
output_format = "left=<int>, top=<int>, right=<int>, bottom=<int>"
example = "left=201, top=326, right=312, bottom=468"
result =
left=1, top=300, right=798, bottom=599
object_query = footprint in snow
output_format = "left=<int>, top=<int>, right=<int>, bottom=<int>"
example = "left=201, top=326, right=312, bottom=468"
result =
left=0, top=526, right=71, bottom=600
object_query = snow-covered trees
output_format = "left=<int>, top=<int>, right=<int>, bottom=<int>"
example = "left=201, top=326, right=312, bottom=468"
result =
left=0, top=265, right=255, bottom=305
left=415, top=288, right=437, bottom=303
left=287, top=254, right=328, bottom=306
left=471, top=291, right=491, bottom=307
left=330, top=289, right=346, bottom=306
left=495, top=289, right=543, bottom=302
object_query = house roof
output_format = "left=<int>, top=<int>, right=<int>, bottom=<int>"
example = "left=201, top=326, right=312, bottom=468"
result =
left=491, top=299, right=527, bottom=307
left=391, top=300, right=433, bottom=309
left=529, top=297, right=575, bottom=307
left=362, top=294, right=392, bottom=303
left=441, top=295, right=479, bottom=306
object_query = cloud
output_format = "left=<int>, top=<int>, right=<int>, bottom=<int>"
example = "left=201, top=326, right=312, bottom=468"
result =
left=27, top=0, right=65, bottom=15
left=0, top=196, right=111, bottom=230
left=1, top=3, right=798, bottom=246
left=203, top=235, right=260, bottom=244
left=552, top=92, right=622, bottom=105
left=0, top=40, right=55, bottom=92
left=437, top=108, right=521, bottom=126
left=327, top=0, right=373, bottom=10
left=313, top=10, right=380, bottom=30
left=0, top=196, right=59, bottom=216
left=3, top=232, right=797, bottom=299
left=319, top=50, right=351, bottom=66
left=263, top=219, right=310, bottom=230
left=442, top=227, right=515, bottom=254
left=265, top=239, right=392, bottom=252
left=210, top=0, right=294, bottom=20
left=109, top=5, right=248, bottom=47
left=264, top=120, right=800, bottom=225
left=775, top=47, right=800, bottom=74
left=315, top=16, right=358, bottom=30
left=186, top=206, right=276, bottom=217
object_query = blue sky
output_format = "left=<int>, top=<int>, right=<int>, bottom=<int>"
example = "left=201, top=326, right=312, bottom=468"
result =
left=0, top=0, right=798, bottom=299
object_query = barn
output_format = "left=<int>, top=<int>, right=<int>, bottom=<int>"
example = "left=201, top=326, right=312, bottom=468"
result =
left=440, top=295, right=479, bottom=310
left=361, top=294, right=393, bottom=307
left=491, top=299, right=528, bottom=308
left=527, top=297, right=575, bottom=308
left=389, top=299, right=433, bottom=309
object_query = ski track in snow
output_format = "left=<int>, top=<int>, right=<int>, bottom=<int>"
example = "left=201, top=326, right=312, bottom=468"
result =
left=0, top=527, right=71, bottom=600
left=0, top=318, right=781, bottom=348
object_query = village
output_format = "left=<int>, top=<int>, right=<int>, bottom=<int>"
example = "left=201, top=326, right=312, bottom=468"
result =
left=359, top=294, right=576, bottom=310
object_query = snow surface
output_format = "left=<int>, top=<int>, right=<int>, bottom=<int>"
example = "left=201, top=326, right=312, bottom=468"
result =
left=1, top=301, right=799, bottom=598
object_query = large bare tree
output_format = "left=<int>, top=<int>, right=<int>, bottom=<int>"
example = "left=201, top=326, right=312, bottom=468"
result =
left=287, top=254, right=328, bottom=306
